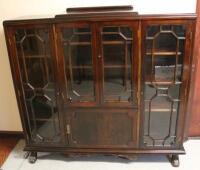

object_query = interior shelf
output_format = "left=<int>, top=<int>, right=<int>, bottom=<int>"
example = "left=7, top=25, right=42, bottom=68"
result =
left=144, top=99, right=180, bottom=112
left=24, top=54, right=51, bottom=58
left=25, top=88, right=55, bottom=92
left=33, top=118, right=58, bottom=122
left=145, top=80, right=182, bottom=85
left=104, top=65, right=131, bottom=68
left=71, top=65, right=92, bottom=69
left=146, top=36, right=186, bottom=40
left=144, top=108, right=177, bottom=112
left=146, top=50, right=182, bottom=56
left=103, top=41, right=132, bottom=45
left=66, top=41, right=132, bottom=46
left=69, top=42, right=91, bottom=46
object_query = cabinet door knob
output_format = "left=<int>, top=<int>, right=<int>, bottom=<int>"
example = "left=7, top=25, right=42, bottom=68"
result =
left=98, top=54, right=101, bottom=59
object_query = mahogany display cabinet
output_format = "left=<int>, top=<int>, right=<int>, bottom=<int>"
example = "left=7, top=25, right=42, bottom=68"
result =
left=3, top=6, right=196, bottom=167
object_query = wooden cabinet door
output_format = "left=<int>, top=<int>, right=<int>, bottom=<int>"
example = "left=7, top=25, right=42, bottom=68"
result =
left=56, top=23, right=98, bottom=107
left=65, top=109, right=137, bottom=148
left=141, top=20, right=194, bottom=148
left=97, top=22, right=139, bottom=107
left=6, top=24, right=64, bottom=145
left=56, top=21, right=139, bottom=108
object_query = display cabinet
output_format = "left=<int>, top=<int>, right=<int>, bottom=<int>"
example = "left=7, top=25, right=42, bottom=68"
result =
left=3, top=6, right=196, bottom=167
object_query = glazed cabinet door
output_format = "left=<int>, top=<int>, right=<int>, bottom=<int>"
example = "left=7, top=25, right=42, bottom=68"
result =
left=65, top=109, right=137, bottom=148
left=141, top=21, right=193, bottom=148
left=56, top=23, right=98, bottom=106
left=97, top=22, right=139, bottom=107
left=6, top=25, right=63, bottom=145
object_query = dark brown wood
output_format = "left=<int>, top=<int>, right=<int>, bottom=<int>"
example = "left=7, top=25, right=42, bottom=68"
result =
left=57, top=6, right=138, bottom=19
left=24, top=145, right=185, bottom=154
left=66, top=5, right=134, bottom=13
left=3, top=14, right=196, bottom=27
left=188, top=0, right=200, bottom=137
left=3, top=9, right=196, bottom=166
left=65, top=109, right=138, bottom=148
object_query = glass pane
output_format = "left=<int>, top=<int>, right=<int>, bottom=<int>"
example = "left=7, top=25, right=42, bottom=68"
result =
left=70, top=111, right=133, bottom=146
left=15, top=28, right=61, bottom=143
left=143, top=25, right=186, bottom=147
left=61, top=27, right=95, bottom=102
left=102, top=26, right=133, bottom=103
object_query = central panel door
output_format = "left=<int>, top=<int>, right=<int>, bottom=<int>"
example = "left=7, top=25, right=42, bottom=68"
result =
left=66, top=109, right=137, bottom=148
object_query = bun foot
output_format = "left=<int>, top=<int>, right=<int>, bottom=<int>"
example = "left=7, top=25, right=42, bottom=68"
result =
left=168, top=154, right=180, bottom=167
left=28, top=152, right=37, bottom=164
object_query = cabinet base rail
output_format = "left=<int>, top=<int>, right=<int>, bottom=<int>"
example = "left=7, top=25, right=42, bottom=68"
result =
left=24, top=151, right=181, bottom=167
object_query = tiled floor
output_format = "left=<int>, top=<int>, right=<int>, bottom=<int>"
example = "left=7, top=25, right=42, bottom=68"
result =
left=1, top=140, right=200, bottom=170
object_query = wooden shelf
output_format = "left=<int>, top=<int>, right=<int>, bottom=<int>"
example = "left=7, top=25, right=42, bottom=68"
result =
left=144, top=100, right=180, bottom=112
left=24, top=54, right=51, bottom=58
left=71, top=65, right=92, bottom=69
left=145, top=80, right=182, bottom=85
left=25, top=88, right=55, bottom=92
left=146, top=50, right=182, bottom=56
left=33, top=118, right=58, bottom=122
left=145, top=108, right=177, bottom=112
left=103, top=41, right=132, bottom=45
left=69, top=42, right=91, bottom=46
left=104, top=65, right=131, bottom=68
left=73, top=32, right=91, bottom=35
left=65, top=41, right=132, bottom=46
left=146, top=36, right=186, bottom=40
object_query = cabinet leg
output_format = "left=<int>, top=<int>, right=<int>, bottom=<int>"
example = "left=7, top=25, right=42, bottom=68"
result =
left=28, top=152, right=37, bottom=164
left=168, top=154, right=179, bottom=167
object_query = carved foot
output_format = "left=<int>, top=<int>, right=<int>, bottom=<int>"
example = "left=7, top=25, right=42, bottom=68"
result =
left=168, top=154, right=180, bottom=167
left=28, top=152, right=37, bottom=164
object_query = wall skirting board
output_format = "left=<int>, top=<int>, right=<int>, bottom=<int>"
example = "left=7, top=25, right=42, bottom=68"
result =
left=0, top=131, right=24, bottom=138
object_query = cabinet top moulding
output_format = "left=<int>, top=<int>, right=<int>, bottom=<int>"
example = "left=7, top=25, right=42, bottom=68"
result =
left=66, top=5, right=134, bottom=13
left=3, top=6, right=196, bottom=26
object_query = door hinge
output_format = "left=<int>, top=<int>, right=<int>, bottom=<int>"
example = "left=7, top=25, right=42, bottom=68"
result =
left=66, top=124, right=71, bottom=135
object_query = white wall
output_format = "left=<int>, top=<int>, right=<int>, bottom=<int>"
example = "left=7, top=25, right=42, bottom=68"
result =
left=0, top=0, right=197, bottom=131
